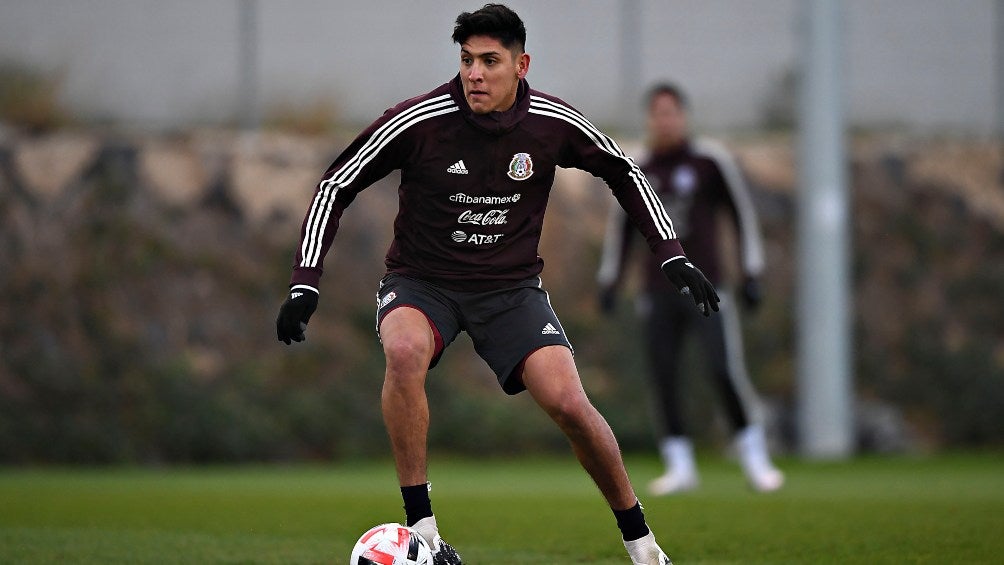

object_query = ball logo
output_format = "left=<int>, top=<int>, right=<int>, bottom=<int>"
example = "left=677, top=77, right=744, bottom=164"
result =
left=507, top=152, right=533, bottom=181
left=451, top=231, right=467, bottom=242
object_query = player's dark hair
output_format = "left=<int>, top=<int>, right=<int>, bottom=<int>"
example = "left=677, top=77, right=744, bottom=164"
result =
left=452, top=3, right=526, bottom=53
left=646, top=82, right=688, bottom=110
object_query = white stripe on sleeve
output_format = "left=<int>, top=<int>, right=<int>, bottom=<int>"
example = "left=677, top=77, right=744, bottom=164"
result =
left=692, top=137, right=765, bottom=275
left=300, top=95, right=458, bottom=268
left=529, top=96, right=676, bottom=241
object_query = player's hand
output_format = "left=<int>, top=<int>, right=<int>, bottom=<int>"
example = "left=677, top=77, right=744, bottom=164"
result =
left=598, top=284, right=618, bottom=315
left=741, top=276, right=763, bottom=311
left=276, top=286, right=318, bottom=344
left=661, top=256, right=720, bottom=317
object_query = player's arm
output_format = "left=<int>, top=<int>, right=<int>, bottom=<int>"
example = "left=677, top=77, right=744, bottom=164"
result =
left=549, top=102, right=718, bottom=315
left=276, top=110, right=406, bottom=344
left=609, top=163, right=719, bottom=316
left=595, top=202, right=635, bottom=314
left=695, top=138, right=765, bottom=308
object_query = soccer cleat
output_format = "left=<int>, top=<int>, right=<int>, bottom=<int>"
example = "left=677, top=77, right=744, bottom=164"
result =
left=429, top=535, right=462, bottom=565
left=411, top=516, right=463, bottom=565
left=647, top=470, right=699, bottom=496
left=624, top=531, right=673, bottom=565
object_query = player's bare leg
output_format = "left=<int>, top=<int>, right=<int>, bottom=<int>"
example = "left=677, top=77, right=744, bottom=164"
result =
left=379, top=307, right=463, bottom=564
left=379, top=306, right=436, bottom=487
left=522, top=345, right=637, bottom=508
left=522, top=345, right=671, bottom=564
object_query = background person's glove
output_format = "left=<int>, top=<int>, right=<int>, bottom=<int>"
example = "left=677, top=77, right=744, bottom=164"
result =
left=741, top=275, right=763, bottom=310
left=597, top=284, right=618, bottom=315
left=276, top=285, right=318, bottom=344
left=661, top=256, right=720, bottom=316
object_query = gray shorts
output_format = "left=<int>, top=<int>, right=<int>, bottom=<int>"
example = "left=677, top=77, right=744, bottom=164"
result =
left=375, top=273, right=573, bottom=394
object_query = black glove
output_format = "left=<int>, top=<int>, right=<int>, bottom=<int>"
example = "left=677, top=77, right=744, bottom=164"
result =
left=276, top=285, right=318, bottom=344
left=598, top=284, right=618, bottom=315
left=661, top=256, right=720, bottom=317
left=741, top=276, right=763, bottom=311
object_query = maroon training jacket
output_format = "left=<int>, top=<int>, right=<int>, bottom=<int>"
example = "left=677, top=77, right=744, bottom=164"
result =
left=290, top=75, right=684, bottom=292
left=597, top=138, right=765, bottom=293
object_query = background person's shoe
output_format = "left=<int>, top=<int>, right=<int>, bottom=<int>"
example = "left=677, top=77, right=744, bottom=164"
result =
left=735, top=424, right=785, bottom=492
left=647, top=470, right=699, bottom=495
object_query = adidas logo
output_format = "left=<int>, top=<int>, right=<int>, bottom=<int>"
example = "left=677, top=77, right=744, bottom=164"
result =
left=541, top=323, right=560, bottom=335
left=447, top=160, right=469, bottom=175
left=291, top=292, right=303, bottom=299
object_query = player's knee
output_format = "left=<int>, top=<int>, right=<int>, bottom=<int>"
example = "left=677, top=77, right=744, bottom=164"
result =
left=383, top=335, right=432, bottom=378
left=543, top=391, right=595, bottom=431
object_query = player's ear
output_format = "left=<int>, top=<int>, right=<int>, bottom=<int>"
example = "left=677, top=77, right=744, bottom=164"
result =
left=516, top=52, right=530, bottom=79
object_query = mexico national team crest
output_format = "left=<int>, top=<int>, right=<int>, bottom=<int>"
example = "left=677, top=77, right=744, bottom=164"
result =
left=507, top=152, right=533, bottom=181
left=673, top=165, right=697, bottom=195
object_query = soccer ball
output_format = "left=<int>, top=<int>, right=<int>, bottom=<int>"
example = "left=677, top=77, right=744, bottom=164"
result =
left=350, top=523, right=433, bottom=565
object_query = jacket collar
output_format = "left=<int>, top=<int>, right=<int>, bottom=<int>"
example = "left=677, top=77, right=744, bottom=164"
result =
left=649, top=139, right=692, bottom=163
left=449, top=74, right=530, bottom=135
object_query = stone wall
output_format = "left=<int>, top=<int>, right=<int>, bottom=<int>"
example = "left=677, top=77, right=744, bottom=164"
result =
left=1, top=129, right=1001, bottom=462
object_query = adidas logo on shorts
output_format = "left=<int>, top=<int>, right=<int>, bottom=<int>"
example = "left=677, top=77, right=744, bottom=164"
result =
left=447, top=160, right=469, bottom=175
left=541, top=323, right=560, bottom=335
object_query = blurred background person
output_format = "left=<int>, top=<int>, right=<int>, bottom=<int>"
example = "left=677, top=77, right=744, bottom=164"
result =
left=597, top=83, right=783, bottom=495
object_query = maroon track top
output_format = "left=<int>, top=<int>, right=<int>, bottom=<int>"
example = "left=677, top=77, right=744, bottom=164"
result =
left=291, top=75, right=684, bottom=292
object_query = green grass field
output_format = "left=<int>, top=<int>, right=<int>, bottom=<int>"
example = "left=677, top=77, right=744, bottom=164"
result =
left=1, top=453, right=1001, bottom=564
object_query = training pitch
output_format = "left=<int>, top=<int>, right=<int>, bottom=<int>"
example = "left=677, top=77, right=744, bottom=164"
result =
left=1, top=453, right=1001, bottom=564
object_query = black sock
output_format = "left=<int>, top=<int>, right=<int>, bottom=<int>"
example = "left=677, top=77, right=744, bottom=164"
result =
left=401, top=483, right=433, bottom=527
left=613, top=501, right=650, bottom=541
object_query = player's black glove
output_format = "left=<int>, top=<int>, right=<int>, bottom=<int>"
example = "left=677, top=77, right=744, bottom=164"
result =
left=741, top=275, right=763, bottom=310
left=276, top=285, right=318, bottom=344
left=661, top=256, right=720, bottom=317
left=598, top=284, right=618, bottom=315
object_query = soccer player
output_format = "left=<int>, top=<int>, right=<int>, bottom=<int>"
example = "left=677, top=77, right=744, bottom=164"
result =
left=276, top=6, right=717, bottom=564
left=597, top=83, right=784, bottom=495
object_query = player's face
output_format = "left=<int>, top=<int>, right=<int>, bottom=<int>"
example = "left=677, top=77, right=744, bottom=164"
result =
left=648, top=93, right=688, bottom=151
left=459, top=35, right=529, bottom=114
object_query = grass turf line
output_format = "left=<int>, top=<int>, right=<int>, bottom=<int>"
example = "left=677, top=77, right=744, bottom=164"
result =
left=0, top=453, right=1002, bottom=564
